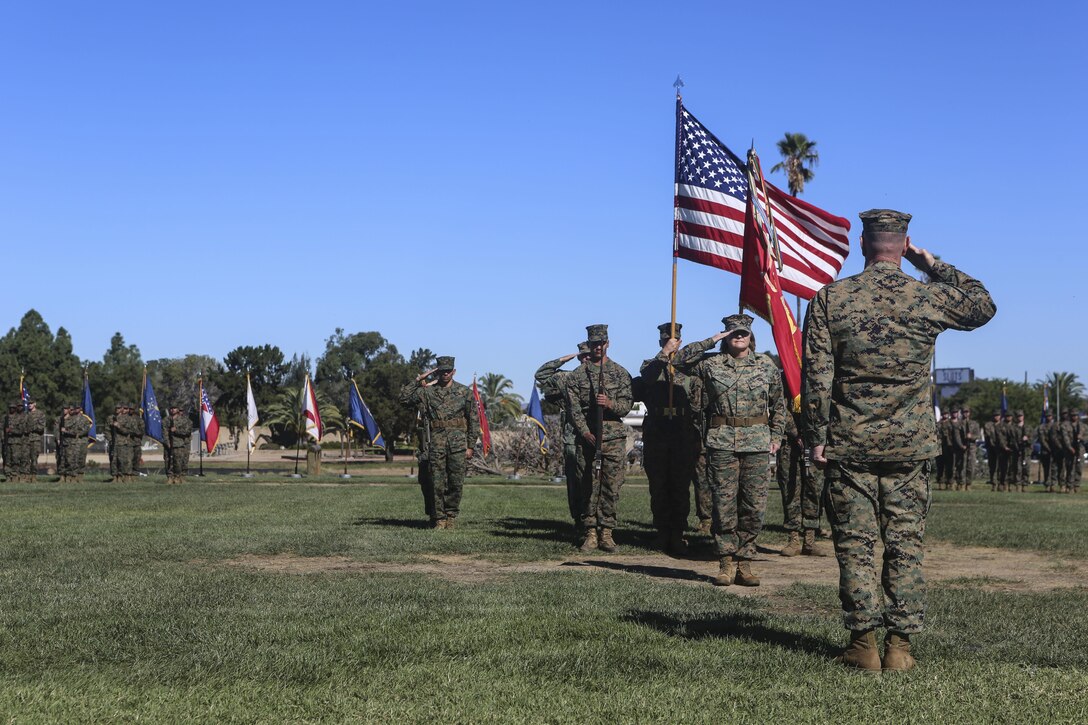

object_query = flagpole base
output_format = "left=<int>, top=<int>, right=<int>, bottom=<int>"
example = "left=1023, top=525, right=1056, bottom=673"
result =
left=551, top=476, right=564, bottom=484
left=507, top=474, right=521, bottom=481
left=289, top=473, right=303, bottom=479
left=339, top=474, right=351, bottom=479
left=241, top=473, right=254, bottom=479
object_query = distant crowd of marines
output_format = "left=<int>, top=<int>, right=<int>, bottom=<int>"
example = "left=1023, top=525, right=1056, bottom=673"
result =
left=935, top=407, right=1082, bottom=493
left=1, top=401, right=195, bottom=484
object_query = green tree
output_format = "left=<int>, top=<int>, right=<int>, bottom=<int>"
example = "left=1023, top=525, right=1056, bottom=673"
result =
left=86, top=333, right=144, bottom=421
left=314, top=329, right=434, bottom=460
left=1038, top=372, right=1086, bottom=415
left=476, top=372, right=524, bottom=428
left=261, top=386, right=342, bottom=446
left=211, top=345, right=288, bottom=437
left=770, top=132, right=819, bottom=196
left=945, top=378, right=1043, bottom=422
left=0, top=310, right=83, bottom=414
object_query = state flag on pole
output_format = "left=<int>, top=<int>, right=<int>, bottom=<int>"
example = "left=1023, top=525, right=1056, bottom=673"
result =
left=674, top=100, right=851, bottom=299
left=141, top=370, right=164, bottom=442
left=199, top=380, right=220, bottom=453
left=1041, top=384, right=1050, bottom=424
left=739, top=154, right=805, bottom=411
left=19, top=376, right=29, bottom=410
left=527, top=386, right=548, bottom=454
left=246, top=373, right=259, bottom=452
left=348, top=378, right=385, bottom=449
left=302, top=375, right=322, bottom=441
left=82, top=375, right=97, bottom=441
left=472, top=376, right=491, bottom=456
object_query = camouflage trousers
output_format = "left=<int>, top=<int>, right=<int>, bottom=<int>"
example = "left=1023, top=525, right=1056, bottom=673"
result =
left=428, top=430, right=468, bottom=521
left=113, top=444, right=135, bottom=477
left=964, top=445, right=977, bottom=484
left=986, top=446, right=998, bottom=484
left=563, top=442, right=584, bottom=523
left=824, top=459, right=931, bottom=634
left=952, top=447, right=966, bottom=484
left=642, top=420, right=699, bottom=531
left=576, top=437, right=625, bottom=529
left=693, top=449, right=713, bottom=524
left=1054, top=451, right=1075, bottom=487
left=707, top=449, right=769, bottom=559
left=418, top=457, right=436, bottom=519
left=168, top=447, right=190, bottom=478
left=777, top=440, right=822, bottom=531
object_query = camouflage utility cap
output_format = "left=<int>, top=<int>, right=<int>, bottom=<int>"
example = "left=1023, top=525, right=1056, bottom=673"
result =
left=859, top=208, right=911, bottom=234
left=436, top=356, right=455, bottom=371
left=586, top=324, right=608, bottom=343
left=577, top=342, right=591, bottom=354
left=722, top=313, right=754, bottom=336
left=657, top=322, right=682, bottom=337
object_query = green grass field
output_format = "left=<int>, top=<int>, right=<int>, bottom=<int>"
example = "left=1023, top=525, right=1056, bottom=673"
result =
left=0, top=473, right=1085, bottom=722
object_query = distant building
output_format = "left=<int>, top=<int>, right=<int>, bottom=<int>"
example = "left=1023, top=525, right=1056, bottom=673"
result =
left=934, top=367, right=974, bottom=400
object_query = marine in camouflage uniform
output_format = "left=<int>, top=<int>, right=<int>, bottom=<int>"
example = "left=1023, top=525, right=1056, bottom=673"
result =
left=995, top=413, right=1015, bottom=491
left=960, top=408, right=980, bottom=489
left=565, top=324, right=633, bottom=553
left=801, top=209, right=996, bottom=671
left=1056, top=412, right=1077, bottom=492
left=111, top=405, right=141, bottom=482
left=1046, top=414, right=1065, bottom=492
left=936, top=413, right=952, bottom=489
left=163, top=406, right=194, bottom=483
left=20, top=401, right=46, bottom=481
left=58, top=405, right=91, bottom=482
left=535, top=342, right=591, bottom=534
left=2, top=401, right=17, bottom=480
left=1071, top=411, right=1082, bottom=492
left=777, top=394, right=828, bottom=557
left=688, top=315, right=785, bottom=587
left=1013, top=410, right=1030, bottom=491
left=4, top=402, right=28, bottom=482
left=983, top=411, right=1001, bottom=487
left=949, top=410, right=966, bottom=489
left=635, top=322, right=718, bottom=555
left=400, top=356, right=479, bottom=528
left=1036, top=413, right=1054, bottom=489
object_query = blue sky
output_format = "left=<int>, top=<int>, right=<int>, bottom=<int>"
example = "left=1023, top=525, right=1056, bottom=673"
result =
left=1, top=1, right=1084, bottom=398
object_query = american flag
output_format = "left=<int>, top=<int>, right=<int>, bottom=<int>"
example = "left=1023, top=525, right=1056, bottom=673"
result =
left=674, top=101, right=851, bottom=299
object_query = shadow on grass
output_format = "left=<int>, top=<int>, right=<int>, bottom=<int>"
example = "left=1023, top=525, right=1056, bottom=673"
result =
left=565, top=559, right=715, bottom=584
left=624, top=609, right=838, bottom=657
left=352, top=516, right=433, bottom=529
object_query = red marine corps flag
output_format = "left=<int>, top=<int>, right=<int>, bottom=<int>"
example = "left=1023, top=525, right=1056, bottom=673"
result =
left=739, top=150, right=809, bottom=411
left=471, top=376, right=491, bottom=457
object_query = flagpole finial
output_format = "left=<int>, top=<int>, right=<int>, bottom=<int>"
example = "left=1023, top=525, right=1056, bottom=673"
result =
left=673, top=74, right=684, bottom=99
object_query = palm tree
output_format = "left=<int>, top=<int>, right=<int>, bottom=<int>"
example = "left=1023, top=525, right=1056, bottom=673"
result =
left=1038, top=372, right=1086, bottom=416
left=476, top=373, right=525, bottom=427
left=770, top=132, right=819, bottom=196
left=262, top=386, right=343, bottom=445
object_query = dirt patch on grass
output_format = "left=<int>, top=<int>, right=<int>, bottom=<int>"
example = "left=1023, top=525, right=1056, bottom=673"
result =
left=220, top=552, right=555, bottom=583
left=218, top=543, right=1087, bottom=594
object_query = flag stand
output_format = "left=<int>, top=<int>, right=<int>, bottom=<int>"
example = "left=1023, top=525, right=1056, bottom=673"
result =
left=197, top=377, right=205, bottom=477
left=291, top=386, right=304, bottom=478
left=340, top=427, right=351, bottom=479
left=242, top=371, right=255, bottom=478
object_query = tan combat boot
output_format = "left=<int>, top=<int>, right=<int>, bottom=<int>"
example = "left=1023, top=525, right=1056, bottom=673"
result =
left=734, top=559, right=760, bottom=586
left=780, top=531, right=802, bottom=557
left=696, top=519, right=712, bottom=535
left=837, top=629, right=881, bottom=672
left=579, top=527, right=598, bottom=552
left=444, top=517, right=456, bottom=530
left=802, top=529, right=831, bottom=557
left=882, top=632, right=916, bottom=672
left=598, top=528, right=617, bottom=553
left=713, top=555, right=736, bottom=586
